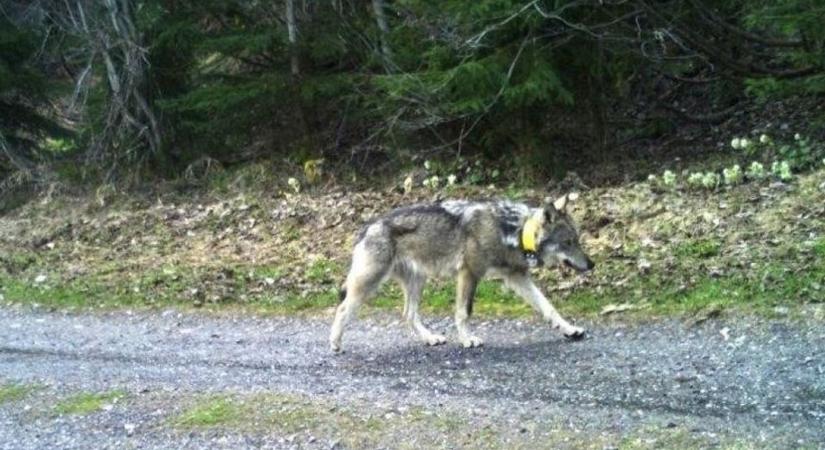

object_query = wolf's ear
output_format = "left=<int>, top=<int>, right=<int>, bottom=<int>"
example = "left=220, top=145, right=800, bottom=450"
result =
left=552, top=192, right=578, bottom=212
left=553, top=194, right=568, bottom=212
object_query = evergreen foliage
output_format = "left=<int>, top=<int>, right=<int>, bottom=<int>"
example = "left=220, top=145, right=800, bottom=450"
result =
left=0, top=17, right=69, bottom=175
left=2, top=0, right=823, bottom=182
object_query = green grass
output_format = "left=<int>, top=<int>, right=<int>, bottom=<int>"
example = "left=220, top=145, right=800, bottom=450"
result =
left=54, top=390, right=127, bottom=415
left=813, top=237, right=825, bottom=258
left=0, top=251, right=39, bottom=274
left=0, top=383, right=39, bottom=404
left=3, top=232, right=823, bottom=320
left=3, top=259, right=824, bottom=319
left=170, top=393, right=538, bottom=449
left=169, top=393, right=787, bottom=450
left=304, top=258, right=342, bottom=283
left=172, top=393, right=390, bottom=447
left=174, top=396, right=239, bottom=427
left=674, top=238, right=721, bottom=258
left=616, top=426, right=774, bottom=450
left=0, top=276, right=144, bottom=310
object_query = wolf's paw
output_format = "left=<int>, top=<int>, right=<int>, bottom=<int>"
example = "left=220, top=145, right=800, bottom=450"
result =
left=330, top=340, right=343, bottom=353
left=460, top=335, right=484, bottom=348
left=563, top=327, right=586, bottom=341
left=424, top=334, right=447, bottom=346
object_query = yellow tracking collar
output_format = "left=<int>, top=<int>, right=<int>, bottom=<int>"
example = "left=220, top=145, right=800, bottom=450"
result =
left=521, top=212, right=543, bottom=252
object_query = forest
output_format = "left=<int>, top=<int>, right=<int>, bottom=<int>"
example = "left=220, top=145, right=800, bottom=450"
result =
left=2, top=0, right=823, bottom=191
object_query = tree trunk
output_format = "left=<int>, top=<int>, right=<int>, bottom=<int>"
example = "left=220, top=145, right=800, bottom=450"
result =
left=286, top=0, right=300, bottom=77
left=371, top=0, right=393, bottom=71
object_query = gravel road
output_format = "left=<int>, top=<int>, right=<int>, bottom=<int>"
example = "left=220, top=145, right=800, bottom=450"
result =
left=1, top=305, right=824, bottom=449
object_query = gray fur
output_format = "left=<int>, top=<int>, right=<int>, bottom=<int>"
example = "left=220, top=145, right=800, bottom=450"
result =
left=330, top=197, right=594, bottom=352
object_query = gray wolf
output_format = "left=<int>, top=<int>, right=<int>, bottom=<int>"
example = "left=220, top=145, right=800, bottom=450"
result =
left=329, top=194, right=594, bottom=352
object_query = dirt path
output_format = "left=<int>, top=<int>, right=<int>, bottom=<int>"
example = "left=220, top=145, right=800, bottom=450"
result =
left=1, top=306, right=824, bottom=449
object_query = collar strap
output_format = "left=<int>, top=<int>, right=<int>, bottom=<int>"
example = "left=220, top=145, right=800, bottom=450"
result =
left=520, top=211, right=544, bottom=252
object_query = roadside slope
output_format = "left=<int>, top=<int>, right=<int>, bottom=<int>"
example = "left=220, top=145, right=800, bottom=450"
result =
left=1, top=168, right=824, bottom=317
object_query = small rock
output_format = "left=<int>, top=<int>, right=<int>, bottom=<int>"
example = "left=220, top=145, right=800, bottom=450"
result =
left=34, top=274, right=47, bottom=284
left=637, top=259, right=652, bottom=274
left=124, top=423, right=136, bottom=436
left=674, top=372, right=697, bottom=382
left=720, top=327, right=730, bottom=341
left=773, top=306, right=789, bottom=316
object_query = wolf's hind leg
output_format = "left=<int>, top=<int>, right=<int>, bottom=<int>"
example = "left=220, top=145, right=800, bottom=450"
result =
left=400, top=273, right=446, bottom=346
left=329, top=237, right=390, bottom=352
left=455, top=269, right=483, bottom=348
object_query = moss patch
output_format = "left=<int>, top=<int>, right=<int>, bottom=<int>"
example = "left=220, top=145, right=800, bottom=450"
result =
left=172, top=393, right=423, bottom=448
left=174, top=396, right=239, bottom=427
left=168, top=393, right=786, bottom=449
left=54, top=390, right=127, bottom=415
left=0, top=383, right=39, bottom=404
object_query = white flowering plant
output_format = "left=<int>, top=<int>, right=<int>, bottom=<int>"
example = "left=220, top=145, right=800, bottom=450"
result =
left=776, top=134, right=824, bottom=171
left=662, top=170, right=677, bottom=187
left=687, top=172, right=705, bottom=189
left=422, top=175, right=440, bottom=190
left=746, top=161, right=766, bottom=180
left=647, top=169, right=678, bottom=189
left=736, top=131, right=822, bottom=172
left=722, top=164, right=743, bottom=186
left=700, top=172, right=720, bottom=190
left=419, top=156, right=502, bottom=187
left=771, top=161, right=793, bottom=181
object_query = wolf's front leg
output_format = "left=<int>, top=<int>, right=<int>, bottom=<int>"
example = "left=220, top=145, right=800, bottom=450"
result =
left=505, top=274, right=585, bottom=339
left=455, top=269, right=483, bottom=348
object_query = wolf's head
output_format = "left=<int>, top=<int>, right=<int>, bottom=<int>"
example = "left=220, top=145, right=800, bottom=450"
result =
left=523, top=194, right=594, bottom=272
